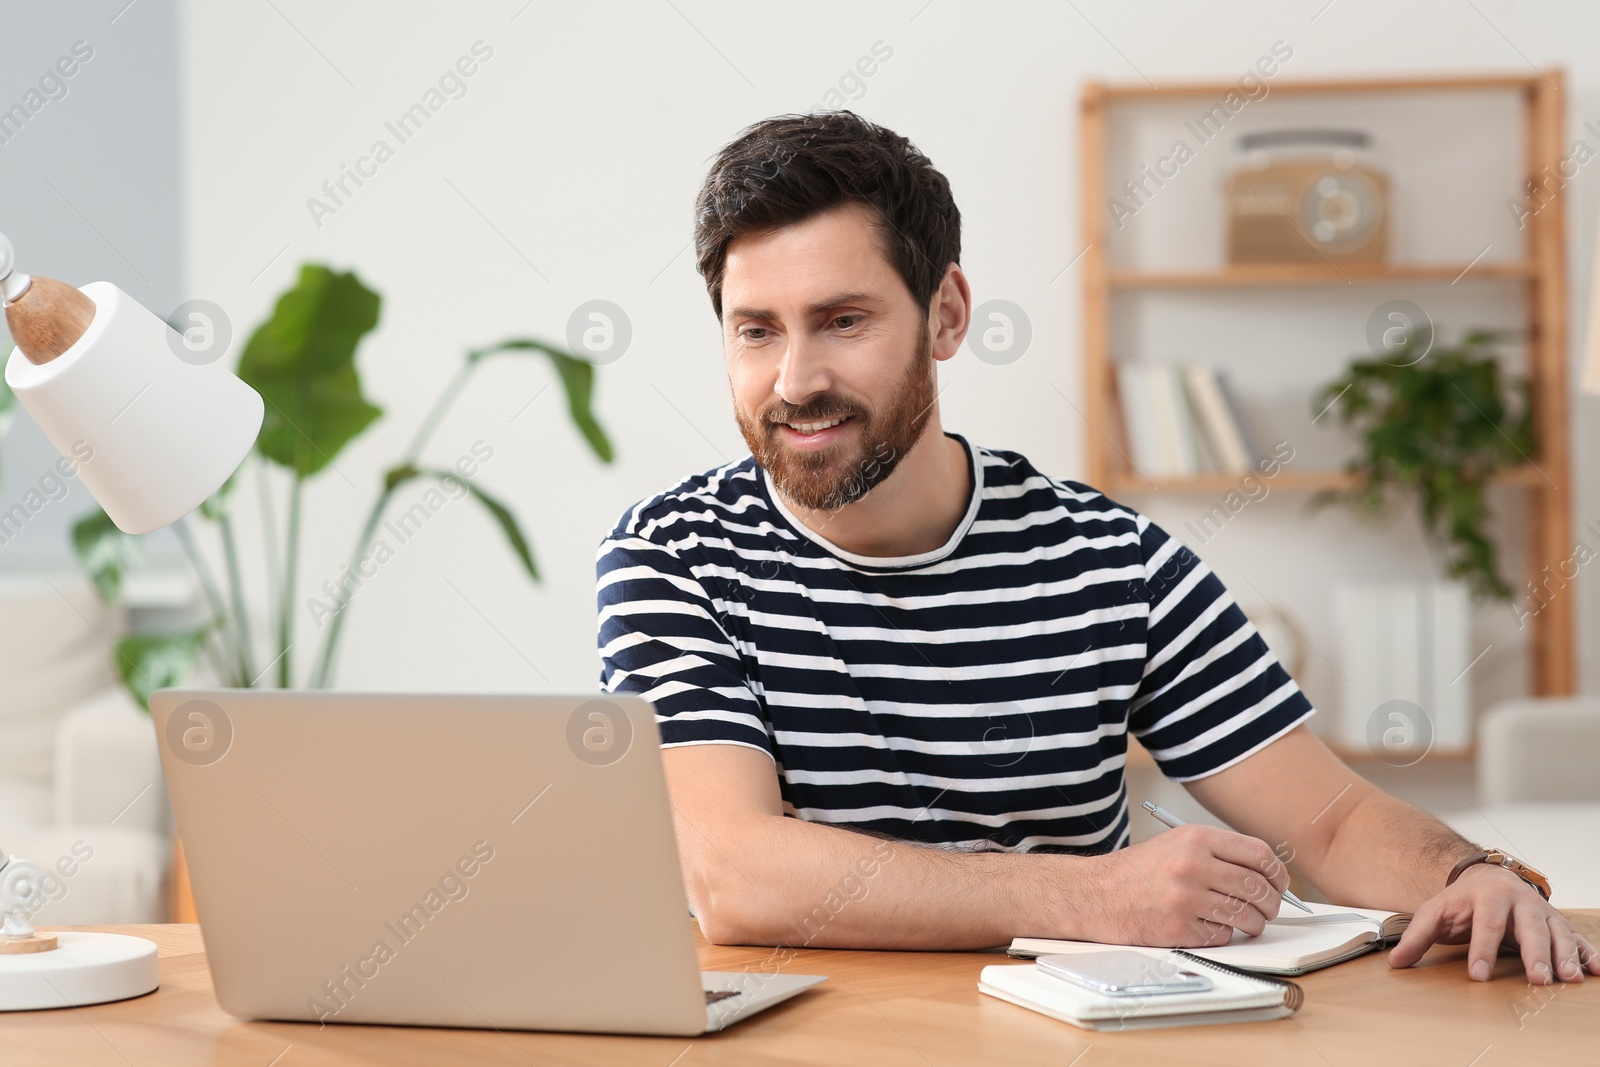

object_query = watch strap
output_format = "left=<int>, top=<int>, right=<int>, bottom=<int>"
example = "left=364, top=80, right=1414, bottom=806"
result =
left=1447, top=848, right=1552, bottom=900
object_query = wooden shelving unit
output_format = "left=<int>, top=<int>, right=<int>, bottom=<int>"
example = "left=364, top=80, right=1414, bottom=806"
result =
left=1110, top=260, right=1538, bottom=289
left=1080, top=71, right=1576, bottom=732
left=1103, top=463, right=1546, bottom=499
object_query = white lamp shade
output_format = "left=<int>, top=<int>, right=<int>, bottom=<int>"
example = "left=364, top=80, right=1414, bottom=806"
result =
left=4, top=281, right=264, bottom=535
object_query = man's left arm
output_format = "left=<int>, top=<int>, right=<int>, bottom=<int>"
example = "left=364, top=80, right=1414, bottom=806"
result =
left=1183, top=724, right=1600, bottom=984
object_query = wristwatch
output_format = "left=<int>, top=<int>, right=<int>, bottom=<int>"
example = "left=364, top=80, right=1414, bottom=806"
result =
left=1446, top=847, right=1552, bottom=901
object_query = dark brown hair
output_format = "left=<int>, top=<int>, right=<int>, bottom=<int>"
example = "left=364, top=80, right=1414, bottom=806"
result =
left=693, top=111, right=961, bottom=320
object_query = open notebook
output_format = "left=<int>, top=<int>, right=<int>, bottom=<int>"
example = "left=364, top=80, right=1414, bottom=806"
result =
left=980, top=949, right=1303, bottom=1031
left=1008, top=900, right=1412, bottom=976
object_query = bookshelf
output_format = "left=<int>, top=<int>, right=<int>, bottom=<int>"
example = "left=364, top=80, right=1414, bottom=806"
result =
left=1110, top=260, right=1537, bottom=288
left=1080, top=71, right=1574, bottom=763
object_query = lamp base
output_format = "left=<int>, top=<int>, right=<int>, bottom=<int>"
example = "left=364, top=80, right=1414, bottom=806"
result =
left=0, top=933, right=58, bottom=954
left=0, top=932, right=158, bottom=1011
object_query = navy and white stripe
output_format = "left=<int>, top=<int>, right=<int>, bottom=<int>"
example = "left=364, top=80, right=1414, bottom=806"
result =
left=595, top=433, right=1313, bottom=854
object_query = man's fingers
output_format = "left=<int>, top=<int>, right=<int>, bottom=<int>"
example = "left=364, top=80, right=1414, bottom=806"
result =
left=1579, top=934, right=1600, bottom=976
left=1235, top=870, right=1283, bottom=921
left=1201, top=861, right=1278, bottom=932
left=1198, top=887, right=1268, bottom=937
left=1551, top=921, right=1585, bottom=983
left=1513, top=904, right=1555, bottom=985
left=1207, top=830, right=1291, bottom=894
left=1466, top=908, right=1508, bottom=982
left=1387, top=906, right=1441, bottom=969
left=1181, top=912, right=1237, bottom=948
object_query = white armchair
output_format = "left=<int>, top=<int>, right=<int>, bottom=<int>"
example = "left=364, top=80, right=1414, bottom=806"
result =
left=0, top=574, right=172, bottom=923
left=1478, top=696, right=1600, bottom=805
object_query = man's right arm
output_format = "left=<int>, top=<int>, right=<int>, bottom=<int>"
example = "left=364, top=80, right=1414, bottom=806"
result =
left=662, top=742, right=1291, bottom=951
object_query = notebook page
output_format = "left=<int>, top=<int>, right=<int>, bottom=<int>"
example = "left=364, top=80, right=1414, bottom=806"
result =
left=1010, top=901, right=1408, bottom=972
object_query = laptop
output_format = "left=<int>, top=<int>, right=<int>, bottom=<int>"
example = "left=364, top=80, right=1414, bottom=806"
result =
left=149, top=688, right=826, bottom=1036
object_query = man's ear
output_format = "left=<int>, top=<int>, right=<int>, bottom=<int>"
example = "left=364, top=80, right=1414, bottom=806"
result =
left=928, top=262, right=971, bottom=363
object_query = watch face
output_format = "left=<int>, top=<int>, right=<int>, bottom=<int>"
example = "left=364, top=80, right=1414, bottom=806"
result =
left=1496, top=853, right=1551, bottom=898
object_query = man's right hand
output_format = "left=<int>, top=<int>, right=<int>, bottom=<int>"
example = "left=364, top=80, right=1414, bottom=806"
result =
left=1077, top=823, right=1291, bottom=947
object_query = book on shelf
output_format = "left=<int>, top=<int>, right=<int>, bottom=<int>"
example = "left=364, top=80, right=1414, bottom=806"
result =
left=1182, top=363, right=1256, bottom=475
left=1150, top=363, right=1198, bottom=476
left=1115, top=363, right=1167, bottom=478
left=1115, top=361, right=1260, bottom=479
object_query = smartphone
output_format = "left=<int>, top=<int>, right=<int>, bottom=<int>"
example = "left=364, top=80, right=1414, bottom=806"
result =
left=1036, top=951, right=1213, bottom=996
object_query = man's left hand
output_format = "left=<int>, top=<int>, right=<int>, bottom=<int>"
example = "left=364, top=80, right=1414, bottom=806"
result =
left=1387, top=864, right=1600, bottom=983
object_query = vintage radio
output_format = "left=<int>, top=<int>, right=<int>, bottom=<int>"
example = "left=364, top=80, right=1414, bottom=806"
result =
left=1226, top=129, right=1388, bottom=265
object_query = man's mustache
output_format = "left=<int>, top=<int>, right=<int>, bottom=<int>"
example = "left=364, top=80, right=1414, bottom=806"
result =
left=763, top=402, right=863, bottom=425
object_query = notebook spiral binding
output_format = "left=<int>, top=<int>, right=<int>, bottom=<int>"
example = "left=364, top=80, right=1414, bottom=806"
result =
left=1172, top=950, right=1305, bottom=1015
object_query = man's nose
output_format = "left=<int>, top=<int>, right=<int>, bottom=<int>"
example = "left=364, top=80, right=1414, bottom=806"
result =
left=774, top=332, right=832, bottom=407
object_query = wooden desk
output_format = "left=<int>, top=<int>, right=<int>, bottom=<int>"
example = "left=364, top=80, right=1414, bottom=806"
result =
left=14, top=916, right=1600, bottom=1065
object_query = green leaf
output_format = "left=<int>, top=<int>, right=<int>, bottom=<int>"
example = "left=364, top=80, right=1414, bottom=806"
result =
left=238, top=264, right=384, bottom=477
left=388, top=463, right=539, bottom=581
left=115, top=627, right=210, bottom=712
left=383, top=461, right=420, bottom=492
left=417, top=467, right=539, bottom=581
left=71, top=508, right=142, bottom=602
left=469, top=339, right=615, bottom=463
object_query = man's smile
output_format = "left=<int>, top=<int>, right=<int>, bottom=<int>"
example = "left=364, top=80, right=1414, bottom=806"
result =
left=776, top=414, right=856, bottom=449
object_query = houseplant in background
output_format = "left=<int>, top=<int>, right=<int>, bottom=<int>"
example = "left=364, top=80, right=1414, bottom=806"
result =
left=69, top=263, right=614, bottom=706
left=1309, top=324, right=1533, bottom=601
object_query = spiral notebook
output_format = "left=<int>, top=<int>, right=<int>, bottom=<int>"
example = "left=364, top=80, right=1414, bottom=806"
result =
left=1007, top=901, right=1412, bottom=976
left=979, top=949, right=1303, bottom=1031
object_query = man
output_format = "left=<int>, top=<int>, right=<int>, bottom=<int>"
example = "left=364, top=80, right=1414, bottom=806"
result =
left=595, top=111, right=1595, bottom=985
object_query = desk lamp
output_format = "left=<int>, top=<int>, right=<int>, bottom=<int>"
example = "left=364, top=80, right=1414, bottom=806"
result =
left=0, top=231, right=264, bottom=1009
left=1, top=232, right=263, bottom=534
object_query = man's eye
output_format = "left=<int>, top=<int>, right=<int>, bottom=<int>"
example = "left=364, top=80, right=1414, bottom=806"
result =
left=742, top=327, right=769, bottom=341
left=833, top=315, right=861, bottom=330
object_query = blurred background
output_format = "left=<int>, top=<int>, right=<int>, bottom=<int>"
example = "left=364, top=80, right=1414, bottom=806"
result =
left=3, top=0, right=1597, bottom=922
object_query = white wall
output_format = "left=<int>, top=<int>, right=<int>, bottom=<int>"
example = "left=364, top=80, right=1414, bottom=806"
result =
left=173, top=0, right=1600, bottom=707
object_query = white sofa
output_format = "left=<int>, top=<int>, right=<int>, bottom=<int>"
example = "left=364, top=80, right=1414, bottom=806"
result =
left=0, top=574, right=172, bottom=924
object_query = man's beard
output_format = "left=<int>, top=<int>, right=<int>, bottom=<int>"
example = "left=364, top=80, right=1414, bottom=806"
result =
left=736, top=323, right=937, bottom=513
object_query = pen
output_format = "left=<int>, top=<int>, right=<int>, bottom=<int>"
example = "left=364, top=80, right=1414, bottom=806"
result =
left=1141, top=800, right=1313, bottom=914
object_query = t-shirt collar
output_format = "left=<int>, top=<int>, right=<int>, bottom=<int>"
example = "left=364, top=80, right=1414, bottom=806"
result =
left=760, top=431, right=983, bottom=570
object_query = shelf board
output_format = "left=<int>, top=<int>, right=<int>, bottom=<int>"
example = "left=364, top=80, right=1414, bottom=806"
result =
left=1095, top=72, right=1544, bottom=101
left=1108, top=261, right=1537, bottom=289
left=1102, top=465, right=1546, bottom=495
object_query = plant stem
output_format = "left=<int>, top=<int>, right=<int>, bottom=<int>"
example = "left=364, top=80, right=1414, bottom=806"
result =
left=173, top=516, right=246, bottom=686
left=254, top=455, right=282, bottom=666
left=218, top=511, right=257, bottom=684
left=278, top=475, right=303, bottom=689
left=309, top=357, right=483, bottom=688
left=307, top=483, right=396, bottom=688
left=403, top=360, right=475, bottom=460
left=194, top=622, right=233, bottom=685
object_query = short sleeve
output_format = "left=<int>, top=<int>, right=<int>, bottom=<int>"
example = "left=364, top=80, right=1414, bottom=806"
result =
left=595, top=532, right=774, bottom=760
left=1125, top=516, right=1314, bottom=781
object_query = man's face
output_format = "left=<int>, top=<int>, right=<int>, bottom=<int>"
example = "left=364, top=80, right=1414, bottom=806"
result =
left=721, top=201, right=936, bottom=512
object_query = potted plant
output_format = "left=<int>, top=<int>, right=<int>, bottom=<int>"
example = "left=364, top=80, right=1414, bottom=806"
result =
left=1310, top=324, right=1533, bottom=601
left=69, top=263, right=613, bottom=703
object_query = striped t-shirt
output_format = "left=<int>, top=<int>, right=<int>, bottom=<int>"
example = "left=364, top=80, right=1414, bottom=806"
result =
left=594, top=432, right=1314, bottom=854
